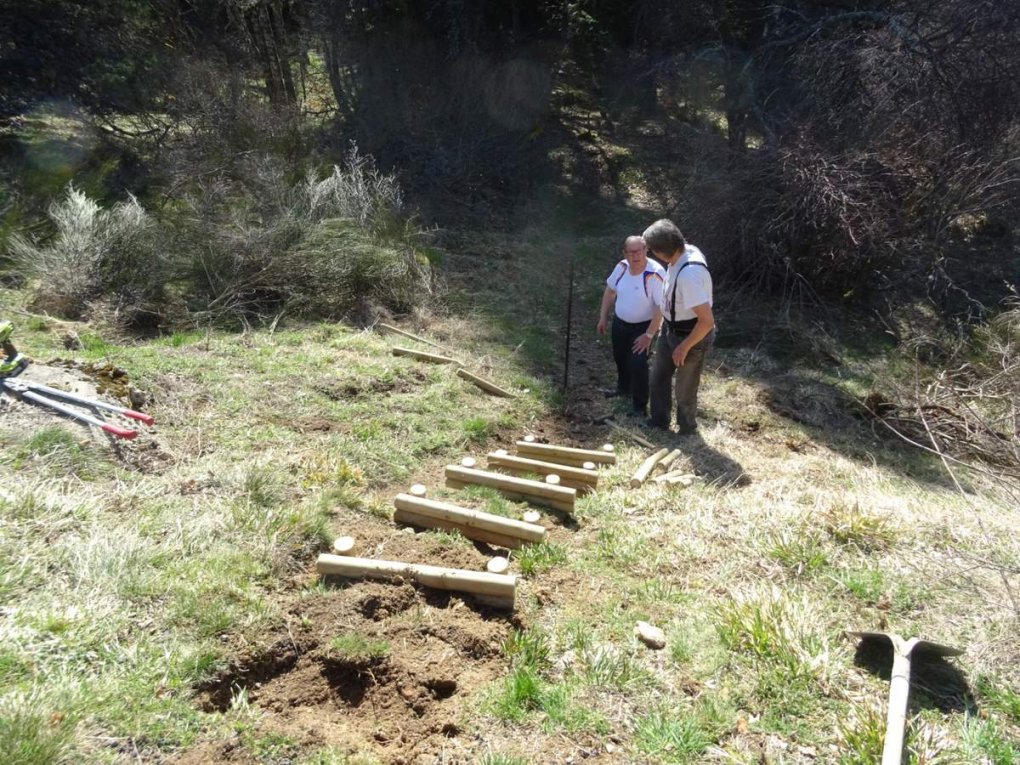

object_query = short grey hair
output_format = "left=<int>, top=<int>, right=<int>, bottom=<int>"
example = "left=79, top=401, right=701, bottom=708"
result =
left=642, top=219, right=685, bottom=255
left=622, top=235, right=645, bottom=251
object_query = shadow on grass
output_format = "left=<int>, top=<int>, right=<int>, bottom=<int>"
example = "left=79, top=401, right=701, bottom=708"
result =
left=852, top=638, right=977, bottom=715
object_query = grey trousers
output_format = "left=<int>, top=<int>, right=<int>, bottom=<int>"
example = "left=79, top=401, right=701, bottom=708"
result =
left=649, top=326, right=715, bottom=433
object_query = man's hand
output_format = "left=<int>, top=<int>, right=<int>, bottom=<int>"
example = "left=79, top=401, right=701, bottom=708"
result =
left=597, top=317, right=608, bottom=335
left=632, top=334, right=653, bottom=355
left=672, top=343, right=690, bottom=367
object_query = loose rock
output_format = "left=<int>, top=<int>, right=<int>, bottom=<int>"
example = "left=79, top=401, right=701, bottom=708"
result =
left=635, top=621, right=666, bottom=649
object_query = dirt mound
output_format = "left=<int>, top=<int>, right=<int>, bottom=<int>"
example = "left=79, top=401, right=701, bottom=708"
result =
left=190, top=580, right=515, bottom=765
left=180, top=516, right=527, bottom=764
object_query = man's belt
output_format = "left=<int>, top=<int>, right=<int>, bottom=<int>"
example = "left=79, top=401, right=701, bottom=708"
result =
left=666, top=319, right=698, bottom=333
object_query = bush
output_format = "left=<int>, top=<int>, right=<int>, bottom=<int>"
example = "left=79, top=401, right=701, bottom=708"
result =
left=7, top=186, right=168, bottom=323
left=176, top=150, right=430, bottom=325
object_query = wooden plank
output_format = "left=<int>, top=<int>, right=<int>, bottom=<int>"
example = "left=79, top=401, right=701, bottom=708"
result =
left=376, top=322, right=454, bottom=353
left=457, top=368, right=516, bottom=398
left=392, top=346, right=462, bottom=365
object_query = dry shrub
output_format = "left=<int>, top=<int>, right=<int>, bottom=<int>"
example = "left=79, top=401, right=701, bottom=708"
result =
left=175, top=150, right=430, bottom=325
left=7, top=186, right=168, bottom=325
left=871, top=302, right=1020, bottom=482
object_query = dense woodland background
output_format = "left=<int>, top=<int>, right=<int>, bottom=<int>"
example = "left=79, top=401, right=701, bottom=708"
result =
left=2, top=0, right=1019, bottom=470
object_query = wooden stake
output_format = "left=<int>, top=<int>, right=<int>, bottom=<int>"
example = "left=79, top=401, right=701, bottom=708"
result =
left=582, top=461, right=596, bottom=470
left=376, top=322, right=454, bottom=353
left=523, top=510, right=541, bottom=523
left=631, top=448, right=670, bottom=488
left=461, top=456, right=477, bottom=468
left=657, top=472, right=695, bottom=487
left=545, top=474, right=561, bottom=486
left=445, top=465, right=576, bottom=513
left=332, top=536, right=356, bottom=554
left=486, top=557, right=509, bottom=574
left=657, top=449, right=682, bottom=471
left=316, top=553, right=516, bottom=609
left=393, top=493, right=546, bottom=547
left=604, top=419, right=655, bottom=448
left=515, top=441, right=617, bottom=467
left=522, top=435, right=537, bottom=443
left=392, top=346, right=462, bottom=365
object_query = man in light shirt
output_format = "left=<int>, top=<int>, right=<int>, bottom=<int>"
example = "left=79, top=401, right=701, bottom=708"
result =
left=596, top=235, right=665, bottom=415
left=632, top=219, right=715, bottom=434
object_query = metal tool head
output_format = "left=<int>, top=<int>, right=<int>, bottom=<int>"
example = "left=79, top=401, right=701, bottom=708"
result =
left=848, top=630, right=963, bottom=658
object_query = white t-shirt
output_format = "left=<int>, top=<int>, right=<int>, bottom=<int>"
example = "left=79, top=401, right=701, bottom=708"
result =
left=657, top=245, right=712, bottom=321
left=606, top=259, right=666, bottom=323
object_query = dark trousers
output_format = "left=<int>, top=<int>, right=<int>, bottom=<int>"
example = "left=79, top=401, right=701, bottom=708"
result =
left=649, top=325, right=715, bottom=433
left=611, top=316, right=651, bottom=412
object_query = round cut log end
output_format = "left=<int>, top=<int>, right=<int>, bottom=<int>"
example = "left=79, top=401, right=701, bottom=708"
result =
left=545, top=474, right=561, bottom=485
left=332, top=536, right=356, bottom=554
left=523, top=510, right=542, bottom=523
left=410, top=483, right=428, bottom=497
left=582, top=461, right=596, bottom=470
left=601, top=443, right=615, bottom=452
left=486, top=556, right=510, bottom=574
left=461, top=456, right=477, bottom=468
left=523, top=434, right=537, bottom=442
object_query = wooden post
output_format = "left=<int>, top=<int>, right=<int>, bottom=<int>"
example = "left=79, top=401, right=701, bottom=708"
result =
left=487, top=451, right=598, bottom=493
left=316, top=553, right=516, bottom=609
left=515, top=441, right=617, bottom=467
left=457, top=368, right=516, bottom=398
left=332, top=536, right=356, bottom=554
left=523, top=510, right=541, bottom=524
left=545, top=474, right=560, bottom=486
left=657, top=449, right=682, bottom=472
left=392, top=346, right=462, bottom=365
left=461, top=456, right=477, bottom=468
left=410, top=483, right=428, bottom=497
left=486, top=557, right=509, bottom=574
left=393, top=493, right=546, bottom=548
left=445, top=465, right=576, bottom=514
left=631, top=448, right=670, bottom=488
left=655, top=471, right=694, bottom=487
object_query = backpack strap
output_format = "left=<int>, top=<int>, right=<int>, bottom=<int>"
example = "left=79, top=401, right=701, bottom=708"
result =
left=611, top=261, right=628, bottom=289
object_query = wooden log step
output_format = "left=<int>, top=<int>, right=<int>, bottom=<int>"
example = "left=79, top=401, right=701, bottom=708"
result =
left=487, top=450, right=598, bottom=493
left=515, top=441, right=617, bottom=467
left=445, top=465, right=576, bottom=514
left=393, top=493, right=546, bottom=548
left=316, top=553, right=515, bottom=609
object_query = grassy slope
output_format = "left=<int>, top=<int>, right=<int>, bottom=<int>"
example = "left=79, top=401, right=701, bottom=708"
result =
left=2, top=210, right=1019, bottom=765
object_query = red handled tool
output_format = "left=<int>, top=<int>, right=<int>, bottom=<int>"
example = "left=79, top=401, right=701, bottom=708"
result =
left=0, top=377, right=154, bottom=440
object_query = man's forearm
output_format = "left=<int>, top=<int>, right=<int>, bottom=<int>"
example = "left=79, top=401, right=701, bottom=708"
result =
left=599, top=288, right=616, bottom=321
left=679, top=315, right=714, bottom=350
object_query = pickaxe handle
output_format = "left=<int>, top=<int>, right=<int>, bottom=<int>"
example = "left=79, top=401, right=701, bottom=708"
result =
left=21, top=391, right=138, bottom=439
left=882, top=645, right=914, bottom=765
left=14, top=380, right=153, bottom=425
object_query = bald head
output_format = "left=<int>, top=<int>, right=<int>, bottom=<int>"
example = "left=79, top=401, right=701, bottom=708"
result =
left=622, top=235, right=647, bottom=273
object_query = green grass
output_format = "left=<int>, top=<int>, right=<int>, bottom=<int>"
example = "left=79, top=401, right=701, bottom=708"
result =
left=516, top=541, right=568, bottom=575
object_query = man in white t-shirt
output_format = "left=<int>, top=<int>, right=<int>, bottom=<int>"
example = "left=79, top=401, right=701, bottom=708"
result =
left=631, top=219, right=715, bottom=434
left=596, top=235, right=666, bottom=414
